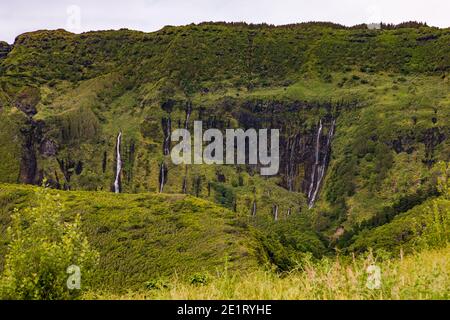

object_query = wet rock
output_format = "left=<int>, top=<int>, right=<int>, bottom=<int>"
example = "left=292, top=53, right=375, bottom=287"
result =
left=18, top=125, right=37, bottom=184
left=14, top=87, right=40, bottom=117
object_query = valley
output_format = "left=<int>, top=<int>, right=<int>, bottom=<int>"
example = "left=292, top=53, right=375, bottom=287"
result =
left=0, top=22, right=449, bottom=299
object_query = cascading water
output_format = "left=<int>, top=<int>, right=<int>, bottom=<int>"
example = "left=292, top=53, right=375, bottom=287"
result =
left=273, top=204, right=279, bottom=221
left=159, top=162, right=167, bottom=193
left=251, top=201, right=257, bottom=217
left=114, top=131, right=122, bottom=194
left=307, top=119, right=336, bottom=208
left=307, top=119, right=322, bottom=204
left=285, top=134, right=298, bottom=191
left=310, top=119, right=335, bottom=206
left=181, top=105, right=191, bottom=192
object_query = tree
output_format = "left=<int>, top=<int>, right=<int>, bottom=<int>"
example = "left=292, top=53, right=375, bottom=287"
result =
left=0, top=185, right=99, bottom=300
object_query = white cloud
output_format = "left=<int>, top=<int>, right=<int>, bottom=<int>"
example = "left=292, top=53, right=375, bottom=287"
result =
left=0, top=0, right=449, bottom=43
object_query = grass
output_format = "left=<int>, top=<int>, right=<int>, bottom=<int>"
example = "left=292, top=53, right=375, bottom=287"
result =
left=0, top=180, right=448, bottom=299
left=85, top=244, right=450, bottom=300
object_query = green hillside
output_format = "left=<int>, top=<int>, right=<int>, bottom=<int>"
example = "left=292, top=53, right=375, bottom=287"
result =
left=0, top=183, right=265, bottom=292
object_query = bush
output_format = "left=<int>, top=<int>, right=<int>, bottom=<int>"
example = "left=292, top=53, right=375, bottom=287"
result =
left=189, top=273, right=209, bottom=286
left=0, top=186, right=99, bottom=300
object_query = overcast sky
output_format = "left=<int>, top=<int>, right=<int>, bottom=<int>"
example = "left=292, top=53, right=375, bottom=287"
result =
left=1, top=0, right=449, bottom=43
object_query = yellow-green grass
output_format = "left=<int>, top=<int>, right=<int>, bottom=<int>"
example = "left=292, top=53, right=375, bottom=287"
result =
left=86, top=244, right=450, bottom=300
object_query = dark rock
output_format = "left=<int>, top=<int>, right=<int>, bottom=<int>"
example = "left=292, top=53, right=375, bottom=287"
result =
left=18, top=120, right=38, bottom=184
left=216, top=172, right=226, bottom=183
left=416, top=34, right=439, bottom=42
left=14, top=87, right=40, bottom=117
left=75, top=161, right=83, bottom=175
left=40, top=139, right=58, bottom=157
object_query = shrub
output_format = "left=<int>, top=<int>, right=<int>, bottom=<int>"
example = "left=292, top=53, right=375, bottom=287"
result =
left=0, top=186, right=99, bottom=300
left=189, top=273, right=209, bottom=286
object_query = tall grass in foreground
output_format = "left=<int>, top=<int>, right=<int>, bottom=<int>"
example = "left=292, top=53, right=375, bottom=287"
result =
left=86, top=245, right=449, bottom=300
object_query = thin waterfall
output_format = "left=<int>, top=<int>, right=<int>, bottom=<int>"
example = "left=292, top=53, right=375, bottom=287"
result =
left=307, top=119, right=336, bottom=208
left=310, top=119, right=335, bottom=207
left=251, top=201, right=257, bottom=217
left=273, top=204, right=279, bottom=221
left=285, top=134, right=297, bottom=191
left=159, top=162, right=167, bottom=193
left=308, top=119, right=323, bottom=202
left=181, top=105, right=191, bottom=193
left=114, top=131, right=122, bottom=194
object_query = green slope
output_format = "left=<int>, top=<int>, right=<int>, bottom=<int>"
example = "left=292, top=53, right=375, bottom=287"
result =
left=0, top=184, right=262, bottom=291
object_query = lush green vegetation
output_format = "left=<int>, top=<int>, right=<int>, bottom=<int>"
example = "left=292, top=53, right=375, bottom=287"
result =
left=0, top=184, right=270, bottom=292
left=0, top=22, right=449, bottom=299
left=86, top=244, right=450, bottom=300
left=0, top=186, right=98, bottom=299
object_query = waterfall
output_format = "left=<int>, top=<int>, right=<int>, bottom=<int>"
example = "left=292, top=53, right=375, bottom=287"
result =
left=273, top=205, right=278, bottom=221
left=251, top=201, right=257, bottom=217
left=310, top=119, right=335, bottom=206
left=159, top=162, right=167, bottom=193
left=285, top=135, right=297, bottom=191
left=307, top=119, right=322, bottom=202
left=114, top=131, right=122, bottom=194
left=287, top=208, right=291, bottom=216
left=307, top=119, right=336, bottom=208
left=182, top=106, right=190, bottom=193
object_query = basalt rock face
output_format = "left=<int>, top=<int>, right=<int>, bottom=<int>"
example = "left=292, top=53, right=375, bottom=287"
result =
left=18, top=119, right=39, bottom=184
left=227, top=99, right=346, bottom=205
left=40, top=139, right=58, bottom=157
left=14, top=87, right=43, bottom=185
left=388, top=127, right=447, bottom=165
left=279, top=117, right=336, bottom=199
left=422, top=127, right=447, bottom=167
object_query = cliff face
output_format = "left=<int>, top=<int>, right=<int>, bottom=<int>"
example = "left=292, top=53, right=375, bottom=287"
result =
left=0, top=23, right=449, bottom=229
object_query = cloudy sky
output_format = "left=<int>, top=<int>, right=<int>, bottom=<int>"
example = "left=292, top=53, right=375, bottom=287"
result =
left=1, top=0, right=449, bottom=43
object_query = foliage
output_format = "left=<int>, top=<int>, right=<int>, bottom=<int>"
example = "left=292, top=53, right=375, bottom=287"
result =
left=0, top=185, right=99, bottom=300
left=0, top=184, right=261, bottom=293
